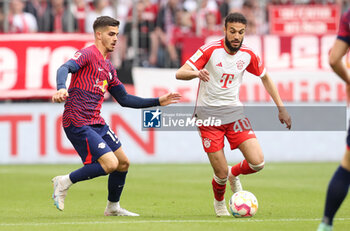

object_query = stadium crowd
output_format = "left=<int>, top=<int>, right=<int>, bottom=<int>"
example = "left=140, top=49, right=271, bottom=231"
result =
left=0, top=0, right=348, bottom=70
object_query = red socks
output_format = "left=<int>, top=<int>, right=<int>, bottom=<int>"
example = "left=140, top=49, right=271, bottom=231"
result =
left=212, top=177, right=227, bottom=201
left=231, top=159, right=257, bottom=176
left=212, top=159, right=262, bottom=201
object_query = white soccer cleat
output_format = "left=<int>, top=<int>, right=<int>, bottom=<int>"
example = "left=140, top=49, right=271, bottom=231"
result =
left=317, top=223, right=333, bottom=231
left=52, top=176, right=69, bottom=211
left=228, top=167, right=243, bottom=193
left=214, top=199, right=230, bottom=217
left=104, top=203, right=140, bottom=216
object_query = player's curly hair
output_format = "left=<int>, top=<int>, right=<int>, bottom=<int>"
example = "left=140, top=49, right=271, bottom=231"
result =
left=224, top=13, right=247, bottom=28
left=93, top=16, right=120, bottom=32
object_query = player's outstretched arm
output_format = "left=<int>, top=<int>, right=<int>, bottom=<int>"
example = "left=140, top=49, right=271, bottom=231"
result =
left=159, top=92, right=181, bottom=106
left=109, top=85, right=181, bottom=108
left=261, top=73, right=291, bottom=130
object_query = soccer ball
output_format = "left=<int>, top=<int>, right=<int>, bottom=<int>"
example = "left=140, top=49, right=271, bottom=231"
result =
left=229, top=190, right=258, bottom=218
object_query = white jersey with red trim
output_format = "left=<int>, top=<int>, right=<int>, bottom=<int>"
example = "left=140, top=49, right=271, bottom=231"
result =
left=186, top=38, right=266, bottom=124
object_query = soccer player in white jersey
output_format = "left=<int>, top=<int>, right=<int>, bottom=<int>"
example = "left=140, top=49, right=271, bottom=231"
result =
left=176, top=12, right=292, bottom=216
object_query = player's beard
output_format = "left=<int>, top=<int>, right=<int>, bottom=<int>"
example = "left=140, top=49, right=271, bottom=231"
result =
left=225, top=36, right=243, bottom=53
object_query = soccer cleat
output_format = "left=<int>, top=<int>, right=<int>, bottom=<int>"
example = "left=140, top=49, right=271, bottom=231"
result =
left=214, top=199, right=230, bottom=217
left=228, top=173, right=243, bottom=193
left=52, top=176, right=69, bottom=211
left=228, top=166, right=243, bottom=193
left=317, top=223, right=333, bottom=231
left=104, top=203, right=140, bottom=216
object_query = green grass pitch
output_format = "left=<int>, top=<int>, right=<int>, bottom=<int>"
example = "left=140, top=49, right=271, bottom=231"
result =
left=0, top=163, right=349, bottom=231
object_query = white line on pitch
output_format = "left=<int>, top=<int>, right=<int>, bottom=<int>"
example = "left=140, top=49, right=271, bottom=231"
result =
left=1, top=218, right=350, bottom=226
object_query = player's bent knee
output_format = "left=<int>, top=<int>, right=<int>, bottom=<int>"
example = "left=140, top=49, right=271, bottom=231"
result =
left=118, top=159, right=130, bottom=171
left=104, top=160, right=119, bottom=174
left=248, top=161, right=265, bottom=172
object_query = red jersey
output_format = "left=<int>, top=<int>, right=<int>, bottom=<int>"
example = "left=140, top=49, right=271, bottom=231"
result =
left=63, top=45, right=122, bottom=127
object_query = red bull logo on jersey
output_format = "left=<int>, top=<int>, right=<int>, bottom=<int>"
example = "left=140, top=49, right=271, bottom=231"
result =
left=94, top=79, right=108, bottom=93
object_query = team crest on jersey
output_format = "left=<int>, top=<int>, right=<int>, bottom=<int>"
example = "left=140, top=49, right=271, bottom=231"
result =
left=94, top=79, right=108, bottom=92
left=236, top=60, right=245, bottom=70
left=203, top=138, right=211, bottom=148
left=73, top=52, right=82, bottom=60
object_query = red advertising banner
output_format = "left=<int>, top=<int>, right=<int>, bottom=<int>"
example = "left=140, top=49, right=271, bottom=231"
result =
left=268, top=5, right=340, bottom=35
left=0, top=33, right=93, bottom=99
left=1, top=33, right=349, bottom=100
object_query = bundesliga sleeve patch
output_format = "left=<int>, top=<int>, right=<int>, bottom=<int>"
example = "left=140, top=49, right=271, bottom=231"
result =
left=190, top=50, right=203, bottom=63
left=72, top=52, right=82, bottom=60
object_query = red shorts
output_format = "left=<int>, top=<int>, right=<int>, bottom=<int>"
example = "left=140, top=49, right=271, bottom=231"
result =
left=198, top=117, right=256, bottom=153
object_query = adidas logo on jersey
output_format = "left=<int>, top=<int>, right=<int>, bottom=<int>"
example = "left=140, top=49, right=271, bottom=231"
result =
left=216, top=62, right=223, bottom=67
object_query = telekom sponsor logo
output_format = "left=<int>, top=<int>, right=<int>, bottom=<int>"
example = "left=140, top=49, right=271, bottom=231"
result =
left=220, top=73, right=235, bottom=89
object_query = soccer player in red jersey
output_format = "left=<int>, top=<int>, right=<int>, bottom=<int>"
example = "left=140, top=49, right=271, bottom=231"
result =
left=317, top=9, right=350, bottom=231
left=176, top=12, right=291, bottom=216
left=52, top=16, right=180, bottom=216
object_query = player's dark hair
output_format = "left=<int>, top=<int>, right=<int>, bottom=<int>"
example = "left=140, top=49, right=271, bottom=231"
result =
left=224, top=13, right=247, bottom=28
left=93, top=16, right=120, bottom=32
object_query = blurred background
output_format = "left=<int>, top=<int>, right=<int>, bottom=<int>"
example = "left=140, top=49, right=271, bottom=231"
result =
left=0, top=0, right=349, bottom=165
